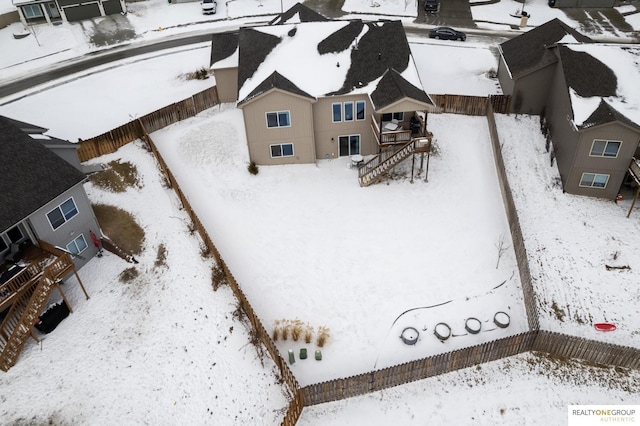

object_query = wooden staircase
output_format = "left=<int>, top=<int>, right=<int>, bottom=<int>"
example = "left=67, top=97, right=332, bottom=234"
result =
left=0, top=252, right=76, bottom=372
left=358, top=140, right=417, bottom=187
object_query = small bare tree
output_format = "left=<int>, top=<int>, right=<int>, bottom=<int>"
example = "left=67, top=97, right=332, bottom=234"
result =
left=495, top=234, right=509, bottom=269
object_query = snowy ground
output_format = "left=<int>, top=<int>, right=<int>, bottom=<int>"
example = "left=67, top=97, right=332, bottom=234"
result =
left=0, top=140, right=289, bottom=425
left=1, top=0, right=640, bottom=424
left=497, top=114, right=640, bottom=348
left=150, top=106, right=527, bottom=386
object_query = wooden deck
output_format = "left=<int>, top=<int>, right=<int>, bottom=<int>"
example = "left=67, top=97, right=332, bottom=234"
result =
left=0, top=240, right=86, bottom=372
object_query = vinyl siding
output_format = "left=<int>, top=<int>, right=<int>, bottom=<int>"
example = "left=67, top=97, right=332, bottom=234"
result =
left=511, top=63, right=556, bottom=114
left=213, top=68, right=238, bottom=103
left=242, top=90, right=315, bottom=165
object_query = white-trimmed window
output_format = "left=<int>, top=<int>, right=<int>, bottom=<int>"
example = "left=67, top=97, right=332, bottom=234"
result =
left=590, top=139, right=621, bottom=158
left=6, top=226, right=24, bottom=243
left=382, top=112, right=404, bottom=122
left=344, top=102, right=354, bottom=122
left=67, top=234, right=88, bottom=255
left=333, top=101, right=366, bottom=123
left=356, top=101, right=365, bottom=120
left=47, top=197, right=79, bottom=230
left=579, top=173, right=609, bottom=188
left=22, top=4, right=43, bottom=18
left=332, top=103, right=342, bottom=122
left=270, top=143, right=294, bottom=158
left=266, top=111, right=290, bottom=128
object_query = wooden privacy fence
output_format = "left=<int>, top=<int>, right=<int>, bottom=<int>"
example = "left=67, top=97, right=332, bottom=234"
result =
left=485, top=100, right=539, bottom=331
left=430, top=94, right=511, bottom=115
left=302, top=332, right=537, bottom=406
left=77, top=86, right=220, bottom=162
left=139, top=127, right=303, bottom=426
left=85, top=93, right=640, bottom=425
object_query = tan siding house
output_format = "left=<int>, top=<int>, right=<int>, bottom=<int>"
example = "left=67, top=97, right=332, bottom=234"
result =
left=210, top=6, right=438, bottom=169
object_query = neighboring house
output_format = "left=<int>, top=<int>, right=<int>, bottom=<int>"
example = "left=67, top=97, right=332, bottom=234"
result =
left=210, top=3, right=438, bottom=166
left=544, top=44, right=640, bottom=199
left=497, top=18, right=592, bottom=115
left=12, top=0, right=124, bottom=26
left=0, top=115, right=101, bottom=269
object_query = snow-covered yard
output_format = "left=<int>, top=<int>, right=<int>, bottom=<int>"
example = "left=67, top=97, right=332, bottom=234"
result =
left=1, top=0, right=639, bottom=423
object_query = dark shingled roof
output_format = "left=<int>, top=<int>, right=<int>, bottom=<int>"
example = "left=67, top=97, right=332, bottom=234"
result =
left=238, top=71, right=314, bottom=105
left=317, top=20, right=364, bottom=55
left=210, top=31, right=239, bottom=67
left=0, top=116, right=86, bottom=231
left=579, top=99, right=637, bottom=129
left=329, top=20, right=412, bottom=96
left=370, top=69, right=434, bottom=110
left=500, top=18, right=593, bottom=79
left=237, top=28, right=282, bottom=96
left=269, top=2, right=328, bottom=25
left=558, top=45, right=617, bottom=98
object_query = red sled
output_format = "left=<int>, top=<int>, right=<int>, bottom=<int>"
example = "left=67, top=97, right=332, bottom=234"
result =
left=594, top=323, right=616, bottom=332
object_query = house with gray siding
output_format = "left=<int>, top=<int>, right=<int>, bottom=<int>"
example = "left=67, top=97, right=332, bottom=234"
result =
left=210, top=4, right=438, bottom=167
left=544, top=44, right=640, bottom=199
left=0, top=116, right=101, bottom=270
left=497, top=18, right=592, bottom=114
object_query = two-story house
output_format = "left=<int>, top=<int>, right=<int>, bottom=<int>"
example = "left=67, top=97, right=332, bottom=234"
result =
left=210, top=4, right=438, bottom=167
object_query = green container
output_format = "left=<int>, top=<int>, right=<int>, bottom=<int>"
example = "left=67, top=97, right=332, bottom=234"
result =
left=315, top=350, right=322, bottom=361
left=300, top=348, right=307, bottom=359
left=288, top=349, right=295, bottom=364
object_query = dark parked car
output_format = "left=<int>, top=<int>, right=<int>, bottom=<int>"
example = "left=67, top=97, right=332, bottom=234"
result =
left=424, top=0, right=439, bottom=12
left=429, top=27, right=466, bottom=41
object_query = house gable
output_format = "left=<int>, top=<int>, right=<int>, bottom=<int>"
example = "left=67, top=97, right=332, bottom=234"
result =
left=499, top=18, right=592, bottom=80
left=370, top=68, right=436, bottom=113
left=0, top=116, right=85, bottom=232
left=268, top=2, right=328, bottom=25
left=238, top=71, right=315, bottom=107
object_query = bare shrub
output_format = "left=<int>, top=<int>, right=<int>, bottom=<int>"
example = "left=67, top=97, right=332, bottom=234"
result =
left=272, top=320, right=281, bottom=341
left=291, top=319, right=303, bottom=341
left=304, top=323, right=314, bottom=344
left=211, top=264, right=227, bottom=291
left=281, top=320, right=291, bottom=341
left=119, top=267, right=139, bottom=283
left=316, top=326, right=330, bottom=347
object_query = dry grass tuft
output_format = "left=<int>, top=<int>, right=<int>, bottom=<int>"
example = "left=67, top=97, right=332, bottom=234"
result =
left=291, top=319, right=304, bottom=341
left=211, top=264, right=227, bottom=291
left=89, top=160, right=141, bottom=192
left=304, top=323, right=314, bottom=344
left=316, top=326, right=330, bottom=347
left=92, top=203, right=145, bottom=255
left=273, top=320, right=281, bottom=341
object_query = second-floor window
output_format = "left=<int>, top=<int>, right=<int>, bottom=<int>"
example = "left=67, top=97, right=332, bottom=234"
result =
left=590, top=139, right=621, bottom=158
left=47, top=197, right=79, bottom=230
left=266, top=111, right=290, bottom=128
left=332, top=101, right=366, bottom=123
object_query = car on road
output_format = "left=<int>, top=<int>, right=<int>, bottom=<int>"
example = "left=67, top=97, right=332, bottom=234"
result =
left=201, top=0, right=216, bottom=14
left=424, top=0, right=439, bottom=12
left=428, top=27, right=466, bottom=41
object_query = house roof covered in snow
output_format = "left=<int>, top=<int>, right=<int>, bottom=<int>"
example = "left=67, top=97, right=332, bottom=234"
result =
left=233, top=18, right=433, bottom=110
left=268, top=2, right=328, bottom=25
left=0, top=116, right=86, bottom=231
left=209, top=31, right=239, bottom=69
left=558, top=44, right=640, bottom=130
left=499, top=18, right=593, bottom=79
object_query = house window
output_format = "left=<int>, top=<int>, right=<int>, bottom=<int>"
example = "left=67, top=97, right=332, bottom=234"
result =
left=382, top=112, right=404, bottom=122
left=356, top=101, right=365, bottom=120
left=266, top=111, right=290, bottom=128
left=270, top=143, right=294, bottom=158
left=590, top=140, right=621, bottom=158
left=6, top=226, right=24, bottom=243
left=344, top=102, right=354, bottom=122
left=579, top=173, right=609, bottom=188
left=22, top=4, right=43, bottom=18
left=47, top=197, right=79, bottom=230
left=0, top=236, right=8, bottom=254
left=332, top=103, right=342, bottom=122
left=66, top=234, right=88, bottom=255
left=338, top=135, right=360, bottom=157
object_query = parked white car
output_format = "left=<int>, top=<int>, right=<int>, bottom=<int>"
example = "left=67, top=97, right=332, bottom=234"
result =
left=201, top=0, right=216, bottom=14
